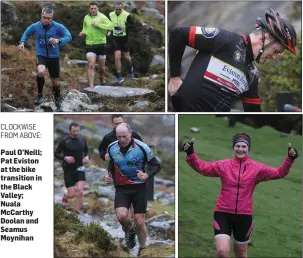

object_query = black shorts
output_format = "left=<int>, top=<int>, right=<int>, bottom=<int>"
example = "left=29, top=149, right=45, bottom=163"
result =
left=85, top=44, right=106, bottom=56
left=113, top=36, right=129, bottom=52
left=36, top=55, right=60, bottom=78
left=115, top=184, right=147, bottom=214
left=213, top=211, right=253, bottom=243
left=63, top=166, right=86, bottom=188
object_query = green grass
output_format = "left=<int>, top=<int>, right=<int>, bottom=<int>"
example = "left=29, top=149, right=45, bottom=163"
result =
left=178, top=115, right=302, bottom=258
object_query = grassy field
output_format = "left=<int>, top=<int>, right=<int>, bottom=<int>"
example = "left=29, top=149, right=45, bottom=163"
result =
left=178, top=115, right=302, bottom=258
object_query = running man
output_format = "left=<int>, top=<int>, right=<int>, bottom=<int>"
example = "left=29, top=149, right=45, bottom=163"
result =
left=54, top=122, right=90, bottom=211
left=79, top=2, right=113, bottom=87
left=104, top=123, right=161, bottom=256
left=18, top=6, right=72, bottom=111
left=182, top=133, right=298, bottom=258
left=168, top=8, right=297, bottom=112
left=109, top=2, right=135, bottom=83
left=98, top=114, right=142, bottom=161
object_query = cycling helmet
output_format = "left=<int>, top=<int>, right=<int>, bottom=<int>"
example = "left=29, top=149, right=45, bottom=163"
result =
left=256, top=8, right=297, bottom=55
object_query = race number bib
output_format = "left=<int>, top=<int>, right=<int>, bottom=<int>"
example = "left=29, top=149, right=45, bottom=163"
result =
left=204, top=56, right=248, bottom=94
left=77, top=166, right=85, bottom=172
left=114, top=26, right=123, bottom=35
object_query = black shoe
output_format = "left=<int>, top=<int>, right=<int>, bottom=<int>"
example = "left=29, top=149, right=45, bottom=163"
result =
left=34, top=93, right=43, bottom=105
left=125, top=227, right=136, bottom=249
left=137, top=247, right=146, bottom=257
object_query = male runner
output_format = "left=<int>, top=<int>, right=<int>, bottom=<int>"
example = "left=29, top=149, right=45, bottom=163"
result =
left=79, top=2, right=113, bottom=87
left=109, top=2, right=135, bottom=83
left=168, top=8, right=297, bottom=112
left=54, top=122, right=90, bottom=211
left=18, top=6, right=72, bottom=110
left=105, top=123, right=161, bottom=256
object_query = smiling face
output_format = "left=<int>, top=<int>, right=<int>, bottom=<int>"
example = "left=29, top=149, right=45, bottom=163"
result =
left=233, top=141, right=249, bottom=159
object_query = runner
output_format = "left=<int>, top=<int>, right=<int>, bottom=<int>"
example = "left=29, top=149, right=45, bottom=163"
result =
left=18, top=6, right=72, bottom=110
left=168, top=8, right=297, bottom=112
left=109, top=2, right=135, bottom=83
left=182, top=133, right=298, bottom=258
left=79, top=2, right=113, bottom=87
left=54, top=122, right=90, bottom=211
left=104, top=123, right=161, bottom=256
left=98, top=114, right=142, bottom=161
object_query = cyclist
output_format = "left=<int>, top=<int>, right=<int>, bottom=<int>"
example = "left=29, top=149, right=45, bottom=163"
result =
left=18, top=6, right=72, bottom=110
left=168, top=8, right=297, bottom=112
left=182, top=133, right=298, bottom=258
left=104, top=123, right=161, bottom=256
left=54, top=122, right=90, bottom=211
left=79, top=2, right=113, bottom=87
left=108, top=2, right=135, bottom=83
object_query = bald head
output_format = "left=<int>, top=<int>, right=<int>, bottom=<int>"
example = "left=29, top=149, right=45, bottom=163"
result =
left=116, top=123, right=132, bottom=147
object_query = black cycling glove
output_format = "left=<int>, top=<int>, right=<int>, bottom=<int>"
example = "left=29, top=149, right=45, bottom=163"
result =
left=288, top=146, right=298, bottom=160
left=182, top=141, right=194, bottom=155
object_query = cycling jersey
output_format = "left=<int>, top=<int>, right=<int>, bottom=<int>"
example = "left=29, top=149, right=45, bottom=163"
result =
left=169, top=26, right=261, bottom=112
left=108, top=138, right=161, bottom=186
left=20, top=20, right=72, bottom=58
left=81, top=12, right=113, bottom=45
left=54, top=135, right=89, bottom=169
left=186, top=153, right=295, bottom=215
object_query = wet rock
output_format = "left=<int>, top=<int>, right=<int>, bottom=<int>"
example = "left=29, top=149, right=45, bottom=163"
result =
left=154, top=177, right=175, bottom=187
left=85, top=166, right=108, bottom=186
left=83, top=86, right=155, bottom=98
left=130, top=101, right=150, bottom=111
left=61, top=89, right=102, bottom=112
left=159, top=136, right=174, bottom=153
left=151, top=55, right=165, bottom=66
left=98, top=197, right=110, bottom=206
left=97, top=186, right=115, bottom=199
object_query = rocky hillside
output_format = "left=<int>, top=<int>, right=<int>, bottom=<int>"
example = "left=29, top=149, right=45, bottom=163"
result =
left=1, top=1, right=165, bottom=112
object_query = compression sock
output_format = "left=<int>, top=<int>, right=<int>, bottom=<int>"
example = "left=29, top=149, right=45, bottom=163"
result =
left=52, top=86, right=61, bottom=104
left=36, top=76, right=45, bottom=94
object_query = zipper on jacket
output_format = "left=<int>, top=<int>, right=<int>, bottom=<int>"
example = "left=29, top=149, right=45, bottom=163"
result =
left=235, top=160, right=242, bottom=214
left=44, top=25, right=51, bottom=58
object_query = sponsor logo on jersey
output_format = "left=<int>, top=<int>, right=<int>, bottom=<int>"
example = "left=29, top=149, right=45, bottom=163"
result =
left=204, top=56, right=248, bottom=94
left=196, top=27, right=220, bottom=38
left=233, top=50, right=242, bottom=62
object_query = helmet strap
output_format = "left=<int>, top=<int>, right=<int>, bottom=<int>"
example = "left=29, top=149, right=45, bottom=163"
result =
left=256, top=30, right=266, bottom=63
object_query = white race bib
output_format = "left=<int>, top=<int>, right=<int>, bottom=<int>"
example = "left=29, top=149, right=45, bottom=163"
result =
left=204, top=56, right=248, bottom=94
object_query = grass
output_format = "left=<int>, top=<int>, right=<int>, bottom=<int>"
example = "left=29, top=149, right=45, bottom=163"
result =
left=178, top=115, right=302, bottom=258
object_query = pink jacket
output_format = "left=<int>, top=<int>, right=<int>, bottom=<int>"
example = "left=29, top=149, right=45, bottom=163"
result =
left=186, top=153, right=295, bottom=215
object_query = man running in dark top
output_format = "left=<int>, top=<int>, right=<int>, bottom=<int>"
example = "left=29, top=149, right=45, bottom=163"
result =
left=98, top=114, right=142, bottom=161
left=168, top=8, right=297, bottom=112
left=54, top=122, right=90, bottom=211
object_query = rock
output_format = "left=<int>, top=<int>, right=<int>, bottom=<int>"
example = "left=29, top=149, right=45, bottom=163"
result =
left=154, top=177, right=175, bottom=187
left=54, top=180, right=64, bottom=188
left=161, top=115, right=175, bottom=127
left=159, top=136, right=174, bottom=153
left=67, top=59, right=88, bottom=66
left=190, top=127, right=200, bottom=133
left=97, top=186, right=115, bottom=199
left=150, top=74, right=158, bottom=79
left=98, top=197, right=110, bottom=206
left=85, top=166, right=108, bottom=186
left=141, top=7, right=164, bottom=23
left=83, top=86, right=155, bottom=98
left=151, top=55, right=165, bottom=66
left=1, top=1, right=17, bottom=27
left=130, top=101, right=150, bottom=111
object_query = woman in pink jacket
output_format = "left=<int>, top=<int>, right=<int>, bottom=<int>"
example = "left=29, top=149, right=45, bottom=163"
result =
left=182, top=133, right=298, bottom=258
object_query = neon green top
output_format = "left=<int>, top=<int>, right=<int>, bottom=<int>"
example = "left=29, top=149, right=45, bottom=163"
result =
left=109, top=9, right=130, bottom=37
left=82, top=12, right=113, bottom=45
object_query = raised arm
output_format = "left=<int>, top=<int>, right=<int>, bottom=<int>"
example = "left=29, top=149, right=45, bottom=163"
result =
left=183, top=139, right=221, bottom=177
left=256, top=143, right=298, bottom=182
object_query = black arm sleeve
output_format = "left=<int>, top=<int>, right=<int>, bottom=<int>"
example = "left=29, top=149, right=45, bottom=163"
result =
left=146, top=156, right=161, bottom=177
left=83, top=138, right=89, bottom=157
left=169, top=27, right=190, bottom=77
left=125, top=15, right=135, bottom=30
left=54, top=139, right=65, bottom=161
left=98, top=137, right=108, bottom=161
left=132, top=131, right=143, bottom=142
